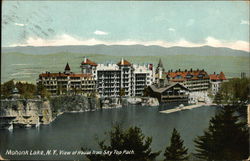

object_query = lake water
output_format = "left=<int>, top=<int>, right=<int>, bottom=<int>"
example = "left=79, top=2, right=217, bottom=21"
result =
left=0, top=105, right=217, bottom=160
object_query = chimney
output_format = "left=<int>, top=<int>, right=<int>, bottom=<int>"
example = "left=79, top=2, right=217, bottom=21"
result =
left=121, top=58, right=124, bottom=65
left=149, top=64, right=153, bottom=70
left=84, top=56, right=87, bottom=63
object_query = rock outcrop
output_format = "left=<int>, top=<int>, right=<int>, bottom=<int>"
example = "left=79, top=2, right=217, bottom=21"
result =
left=127, top=97, right=159, bottom=106
left=100, top=97, right=122, bottom=109
left=0, top=99, right=52, bottom=129
left=0, top=95, right=159, bottom=129
left=50, top=95, right=100, bottom=115
left=0, top=95, right=101, bottom=129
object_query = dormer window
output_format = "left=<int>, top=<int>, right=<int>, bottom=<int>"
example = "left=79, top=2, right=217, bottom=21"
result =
left=186, top=74, right=192, bottom=79
left=198, top=74, right=204, bottom=78
left=175, top=75, right=182, bottom=79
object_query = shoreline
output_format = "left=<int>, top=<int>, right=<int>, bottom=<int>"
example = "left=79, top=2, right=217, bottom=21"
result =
left=160, top=103, right=217, bottom=114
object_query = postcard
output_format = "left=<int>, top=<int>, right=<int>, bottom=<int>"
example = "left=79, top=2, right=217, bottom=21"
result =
left=1, top=1, right=249, bottom=161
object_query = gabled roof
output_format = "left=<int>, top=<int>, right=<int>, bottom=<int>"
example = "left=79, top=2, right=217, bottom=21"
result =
left=65, top=63, right=71, bottom=71
left=209, top=74, right=218, bottom=80
left=149, top=82, right=189, bottom=93
left=210, top=72, right=227, bottom=81
left=158, top=59, right=163, bottom=68
left=117, top=59, right=131, bottom=66
left=39, top=73, right=92, bottom=78
left=167, top=69, right=210, bottom=81
left=218, top=72, right=226, bottom=80
left=81, top=58, right=97, bottom=66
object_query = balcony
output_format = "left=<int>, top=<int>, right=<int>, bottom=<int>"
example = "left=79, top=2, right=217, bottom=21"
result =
left=162, top=94, right=189, bottom=98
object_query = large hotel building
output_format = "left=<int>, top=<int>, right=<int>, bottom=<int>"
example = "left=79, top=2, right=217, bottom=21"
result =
left=38, top=63, right=96, bottom=95
left=80, top=57, right=154, bottom=97
left=38, top=57, right=226, bottom=99
left=38, top=57, right=154, bottom=97
left=166, top=69, right=211, bottom=92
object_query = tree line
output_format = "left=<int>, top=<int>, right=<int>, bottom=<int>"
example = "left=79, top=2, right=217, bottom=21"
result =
left=214, top=77, right=250, bottom=120
left=0, top=79, right=51, bottom=99
left=214, top=77, right=249, bottom=104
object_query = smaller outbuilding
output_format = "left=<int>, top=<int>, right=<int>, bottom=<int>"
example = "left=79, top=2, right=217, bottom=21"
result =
left=11, top=87, right=20, bottom=99
left=148, top=83, right=190, bottom=103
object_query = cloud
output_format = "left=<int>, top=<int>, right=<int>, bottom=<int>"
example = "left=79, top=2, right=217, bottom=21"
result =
left=204, top=37, right=249, bottom=52
left=240, top=20, right=250, bottom=25
left=14, top=23, right=26, bottom=27
left=9, top=34, right=249, bottom=52
left=94, top=30, right=108, bottom=35
left=168, top=28, right=176, bottom=32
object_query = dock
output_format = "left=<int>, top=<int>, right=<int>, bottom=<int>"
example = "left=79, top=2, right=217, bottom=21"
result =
left=160, top=103, right=216, bottom=114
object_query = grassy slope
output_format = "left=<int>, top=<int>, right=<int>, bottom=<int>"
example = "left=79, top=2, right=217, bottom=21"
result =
left=1, top=52, right=249, bottom=83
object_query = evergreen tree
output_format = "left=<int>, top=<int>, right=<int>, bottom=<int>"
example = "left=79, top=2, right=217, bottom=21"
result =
left=85, top=124, right=161, bottom=161
left=37, top=82, right=51, bottom=98
left=16, top=82, right=36, bottom=99
left=194, top=105, right=249, bottom=160
left=213, top=91, right=223, bottom=104
left=1, top=79, right=15, bottom=98
left=164, top=128, right=188, bottom=161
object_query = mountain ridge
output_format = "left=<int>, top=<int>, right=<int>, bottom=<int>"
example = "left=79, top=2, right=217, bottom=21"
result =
left=2, top=45, right=249, bottom=57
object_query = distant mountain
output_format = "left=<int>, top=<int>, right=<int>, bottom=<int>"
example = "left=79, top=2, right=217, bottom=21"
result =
left=2, top=45, right=249, bottom=56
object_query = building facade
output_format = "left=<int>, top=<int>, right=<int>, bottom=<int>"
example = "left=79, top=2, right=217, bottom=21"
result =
left=133, top=64, right=154, bottom=96
left=148, top=60, right=190, bottom=103
left=96, top=64, right=121, bottom=97
left=37, top=63, right=96, bottom=95
left=80, top=58, right=154, bottom=97
left=167, top=69, right=210, bottom=92
left=80, top=57, right=98, bottom=79
left=209, top=72, right=227, bottom=95
left=37, top=57, right=227, bottom=101
left=149, top=83, right=190, bottom=103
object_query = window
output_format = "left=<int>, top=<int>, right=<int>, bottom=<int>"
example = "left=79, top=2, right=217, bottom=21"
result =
left=186, top=74, right=192, bottom=79
left=198, top=74, right=203, bottom=78
left=175, top=75, right=182, bottom=79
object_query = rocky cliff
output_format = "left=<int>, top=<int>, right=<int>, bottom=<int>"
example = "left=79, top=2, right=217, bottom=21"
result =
left=50, top=95, right=100, bottom=116
left=0, top=99, right=52, bottom=129
left=0, top=95, right=101, bottom=129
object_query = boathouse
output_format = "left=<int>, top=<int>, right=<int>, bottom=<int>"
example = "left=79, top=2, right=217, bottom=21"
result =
left=148, top=83, right=190, bottom=103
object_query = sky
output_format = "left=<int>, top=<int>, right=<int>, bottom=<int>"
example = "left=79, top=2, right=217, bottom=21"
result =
left=2, top=1, right=250, bottom=52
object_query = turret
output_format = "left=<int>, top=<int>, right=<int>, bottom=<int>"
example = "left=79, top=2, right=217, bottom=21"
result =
left=155, top=58, right=165, bottom=76
left=155, top=59, right=167, bottom=87
left=64, top=62, right=71, bottom=74
left=117, top=58, right=132, bottom=66
left=80, top=57, right=97, bottom=74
